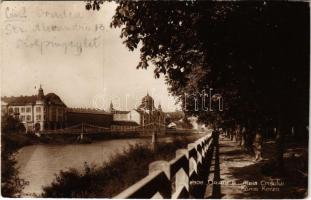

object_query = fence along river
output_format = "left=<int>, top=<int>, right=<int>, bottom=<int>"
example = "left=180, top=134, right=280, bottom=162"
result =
left=15, top=134, right=204, bottom=196
left=114, top=130, right=216, bottom=199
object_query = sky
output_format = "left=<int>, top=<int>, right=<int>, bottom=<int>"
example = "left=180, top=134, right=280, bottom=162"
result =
left=0, top=1, right=180, bottom=112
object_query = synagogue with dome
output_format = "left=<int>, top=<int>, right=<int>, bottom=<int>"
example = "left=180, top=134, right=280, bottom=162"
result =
left=136, top=93, right=166, bottom=127
left=109, top=93, right=166, bottom=131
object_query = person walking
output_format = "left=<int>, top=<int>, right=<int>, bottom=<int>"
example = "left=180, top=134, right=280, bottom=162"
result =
left=253, top=127, right=263, bottom=161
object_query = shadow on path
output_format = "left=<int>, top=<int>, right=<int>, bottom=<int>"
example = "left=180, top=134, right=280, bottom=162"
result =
left=204, top=135, right=308, bottom=199
left=211, top=134, right=221, bottom=199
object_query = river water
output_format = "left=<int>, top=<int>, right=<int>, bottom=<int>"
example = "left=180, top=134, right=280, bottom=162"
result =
left=15, top=136, right=196, bottom=196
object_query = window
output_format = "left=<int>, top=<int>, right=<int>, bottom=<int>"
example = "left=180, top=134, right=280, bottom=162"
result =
left=36, top=115, right=41, bottom=121
left=51, top=108, right=56, bottom=121
left=58, top=108, right=62, bottom=116
left=26, top=115, right=31, bottom=121
left=36, top=107, right=41, bottom=112
left=21, top=107, right=25, bottom=113
left=26, top=107, right=31, bottom=113
left=20, top=115, right=25, bottom=122
left=8, top=108, right=13, bottom=114
left=14, top=107, right=19, bottom=113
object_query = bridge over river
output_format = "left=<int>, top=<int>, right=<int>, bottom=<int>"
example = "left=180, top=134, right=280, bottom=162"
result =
left=39, top=122, right=196, bottom=137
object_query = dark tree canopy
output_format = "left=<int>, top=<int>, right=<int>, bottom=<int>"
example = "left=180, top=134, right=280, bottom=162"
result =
left=1, top=114, right=26, bottom=197
left=1, top=114, right=25, bottom=134
left=86, top=1, right=309, bottom=134
left=108, top=1, right=309, bottom=130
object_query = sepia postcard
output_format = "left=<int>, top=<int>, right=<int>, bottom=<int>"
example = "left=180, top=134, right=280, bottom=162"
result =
left=0, top=0, right=309, bottom=199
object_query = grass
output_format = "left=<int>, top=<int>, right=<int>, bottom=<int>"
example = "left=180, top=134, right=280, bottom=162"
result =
left=41, top=136, right=201, bottom=198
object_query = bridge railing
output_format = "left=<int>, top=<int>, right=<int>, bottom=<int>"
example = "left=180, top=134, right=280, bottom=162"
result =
left=114, top=131, right=216, bottom=199
left=40, top=122, right=196, bottom=135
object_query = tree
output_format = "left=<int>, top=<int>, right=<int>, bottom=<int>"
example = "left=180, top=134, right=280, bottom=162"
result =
left=1, top=114, right=26, bottom=197
left=1, top=114, right=25, bottom=134
left=88, top=1, right=309, bottom=167
left=1, top=144, right=24, bottom=197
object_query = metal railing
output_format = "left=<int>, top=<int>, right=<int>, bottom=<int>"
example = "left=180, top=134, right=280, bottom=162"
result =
left=39, top=122, right=198, bottom=135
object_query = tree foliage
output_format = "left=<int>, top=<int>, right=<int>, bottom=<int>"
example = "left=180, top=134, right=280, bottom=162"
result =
left=1, top=115, right=26, bottom=197
left=1, top=145, right=24, bottom=197
left=108, top=1, right=309, bottom=131
left=85, top=1, right=309, bottom=166
left=1, top=114, right=26, bottom=134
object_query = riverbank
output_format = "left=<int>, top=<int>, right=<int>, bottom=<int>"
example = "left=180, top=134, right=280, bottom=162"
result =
left=4, top=131, right=202, bottom=149
left=39, top=134, right=205, bottom=198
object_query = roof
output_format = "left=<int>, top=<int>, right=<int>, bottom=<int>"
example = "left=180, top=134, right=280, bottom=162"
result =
left=112, top=110, right=130, bottom=114
left=2, top=95, right=39, bottom=106
left=1, top=100, right=8, bottom=106
left=67, top=108, right=111, bottom=115
left=1, top=93, right=66, bottom=107
left=112, top=120, right=139, bottom=126
left=168, top=122, right=177, bottom=127
left=142, top=94, right=154, bottom=102
left=45, top=93, right=66, bottom=106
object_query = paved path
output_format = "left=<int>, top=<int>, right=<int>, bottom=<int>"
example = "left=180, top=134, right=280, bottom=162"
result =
left=206, top=136, right=256, bottom=198
left=204, top=136, right=256, bottom=198
left=204, top=135, right=307, bottom=199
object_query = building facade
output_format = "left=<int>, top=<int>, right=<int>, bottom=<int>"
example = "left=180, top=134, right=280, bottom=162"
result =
left=136, top=93, right=166, bottom=127
left=1, top=86, right=67, bottom=132
left=66, top=108, right=113, bottom=128
left=109, top=102, right=139, bottom=130
left=108, top=94, right=166, bottom=132
left=109, top=101, right=131, bottom=121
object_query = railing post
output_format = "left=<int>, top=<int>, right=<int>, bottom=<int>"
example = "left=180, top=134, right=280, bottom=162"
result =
left=149, top=160, right=170, bottom=177
left=151, top=131, right=158, bottom=152
left=148, top=160, right=171, bottom=198
left=196, top=142, right=203, bottom=165
left=175, top=149, right=190, bottom=192
left=188, top=143, right=197, bottom=175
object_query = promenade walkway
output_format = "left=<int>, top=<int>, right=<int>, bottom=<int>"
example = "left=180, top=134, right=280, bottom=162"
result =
left=204, top=134, right=307, bottom=199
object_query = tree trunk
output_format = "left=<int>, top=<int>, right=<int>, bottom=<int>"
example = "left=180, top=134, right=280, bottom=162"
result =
left=241, top=128, right=247, bottom=150
left=276, top=115, right=284, bottom=169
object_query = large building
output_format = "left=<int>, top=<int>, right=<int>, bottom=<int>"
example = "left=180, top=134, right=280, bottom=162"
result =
left=109, top=93, right=166, bottom=131
left=136, top=93, right=166, bottom=127
left=1, top=86, right=67, bottom=132
left=108, top=102, right=139, bottom=130
left=1, top=89, right=167, bottom=134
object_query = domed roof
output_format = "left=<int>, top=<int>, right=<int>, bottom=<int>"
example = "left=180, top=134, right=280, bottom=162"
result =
left=139, top=93, right=155, bottom=111
left=142, top=93, right=154, bottom=102
left=45, top=93, right=66, bottom=106
left=45, top=93, right=59, bottom=99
